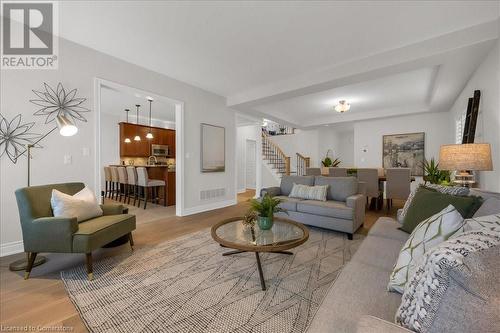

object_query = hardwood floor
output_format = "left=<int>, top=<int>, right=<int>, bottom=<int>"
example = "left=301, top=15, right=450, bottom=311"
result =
left=0, top=191, right=403, bottom=332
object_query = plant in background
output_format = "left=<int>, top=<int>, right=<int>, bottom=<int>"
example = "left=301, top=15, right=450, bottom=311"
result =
left=422, top=158, right=451, bottom=185
left=250, top=194, right=287, bottom=230
left=321, top=156, right=341, bottom=167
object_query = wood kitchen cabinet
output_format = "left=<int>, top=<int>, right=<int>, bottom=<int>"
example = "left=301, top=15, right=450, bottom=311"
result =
left=119, top=122, right=175, bottom=157
left=167, top=172, right=176, bottom=206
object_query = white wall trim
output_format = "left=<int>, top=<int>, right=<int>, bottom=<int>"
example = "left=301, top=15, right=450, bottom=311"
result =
left=237, top=188, right=247, bottom=194
left=93, top=78, right=186, bottom=216
left=1, top=240, right=23, bottom=257
left=182, top=199, right=237, bottom=216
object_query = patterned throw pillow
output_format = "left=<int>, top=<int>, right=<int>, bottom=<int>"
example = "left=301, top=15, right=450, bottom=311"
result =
left=399, top=184, right=470, bottom=222
left=388, top=205, right=464, bottom=293
left=396, top=229, right=500, bottom=332
left=424, top=183, right=470, bottom=196
left=289, top=183, right=328, bottom=201
left=460, top=214, right=500, bottom=232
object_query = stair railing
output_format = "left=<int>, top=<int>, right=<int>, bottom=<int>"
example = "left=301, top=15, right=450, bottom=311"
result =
left=296, top=153, right=311, bottom=176
left=262, top=133, right=290, bottom=176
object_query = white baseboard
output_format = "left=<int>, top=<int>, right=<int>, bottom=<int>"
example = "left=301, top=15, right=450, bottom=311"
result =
left=237, top=188, right=247, bottom=194
left=0, top=240, right=24, bottom=257
left=181, top=198, right=237, bottom=216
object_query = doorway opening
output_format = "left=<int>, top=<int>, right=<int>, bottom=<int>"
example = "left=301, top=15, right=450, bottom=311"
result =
left=94, top=78, right=185, bottom=218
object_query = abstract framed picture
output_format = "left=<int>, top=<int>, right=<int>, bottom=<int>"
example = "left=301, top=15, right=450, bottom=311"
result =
left=383, top=132, right=425, bottom=176
left=201, top=123, right=225, bottom=172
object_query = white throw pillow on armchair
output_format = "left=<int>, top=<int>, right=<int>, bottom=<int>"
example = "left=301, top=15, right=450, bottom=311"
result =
left=51, top=187, right=103, bottom=222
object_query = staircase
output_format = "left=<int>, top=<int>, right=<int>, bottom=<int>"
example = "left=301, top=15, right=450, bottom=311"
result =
left=261, top=133, right=312, bottom=183
left=262, top=133, right=290, bottom=178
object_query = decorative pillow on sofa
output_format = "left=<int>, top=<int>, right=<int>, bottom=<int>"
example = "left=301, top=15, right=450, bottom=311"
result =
left=472, top=197, right=500, bottom=217
left=424, top=183, right=470, bottom=196
left=401, top=187, right=482, bottom=233
left=314, top=176, right=358, bottom=201
left=388, top=205, right=464, bottom=293
left=399, top=185, right=470, bottom=223
left=460, top=214, right=500, bottom=232
left=289, top=183, right=328, bottom=201
left=396, top=229, right=500, bottom=333
left=51, top=187, right=103, bottom=222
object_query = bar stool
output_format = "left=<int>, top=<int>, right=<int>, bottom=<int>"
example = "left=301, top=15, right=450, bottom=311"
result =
left=136, top=167, right=167, bottom=209
left=126, top=166, right=138, bottom=206
left=117, top=167, right=129, bottom=203
left=103, top=166, right=112, bottom=198
left=110, top=167, right=120, bottom=201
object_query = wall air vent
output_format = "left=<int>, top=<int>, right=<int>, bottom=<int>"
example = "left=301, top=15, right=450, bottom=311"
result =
left=200, top=188, right=226, bottom=201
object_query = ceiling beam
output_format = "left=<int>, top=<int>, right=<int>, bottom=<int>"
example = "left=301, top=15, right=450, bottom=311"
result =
left=227, top=20, right=499, bottom=109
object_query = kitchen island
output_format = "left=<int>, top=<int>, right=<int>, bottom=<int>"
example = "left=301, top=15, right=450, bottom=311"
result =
left=111, top=165, right=175, bottom=206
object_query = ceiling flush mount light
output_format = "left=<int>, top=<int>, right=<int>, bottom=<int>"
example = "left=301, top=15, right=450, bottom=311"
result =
left=335, top=100, right=350, bottom=113
left=134, top=104, right=141, bottom=141
left=124, top=109, right=131, bottom=143
left=146, top=97, right=154, bottom=139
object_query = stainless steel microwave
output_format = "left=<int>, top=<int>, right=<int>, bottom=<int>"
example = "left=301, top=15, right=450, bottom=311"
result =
left=151, top=144, right=169, bottom=157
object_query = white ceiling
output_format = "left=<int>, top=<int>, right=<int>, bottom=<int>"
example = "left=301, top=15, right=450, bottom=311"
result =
left=255, top=67, right=437, bottom=125
left=100, top=85, right=176, bottom=123
left=57, top=1, right=499, bottom=127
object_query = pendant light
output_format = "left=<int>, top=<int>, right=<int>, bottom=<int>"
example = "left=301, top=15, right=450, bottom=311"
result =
left=146, top=97, right=154, bottom=139
left=124, top=109, right=131, bottom=143
left=134, top=104, right=141, bottom=141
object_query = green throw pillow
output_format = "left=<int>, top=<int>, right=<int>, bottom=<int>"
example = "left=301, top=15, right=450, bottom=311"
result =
left=401, top=187, right=482, bottom=233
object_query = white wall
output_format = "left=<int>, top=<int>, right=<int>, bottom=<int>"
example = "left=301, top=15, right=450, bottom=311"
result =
left=317, top=128, right=353, bottom=167
left=100, top=112, right=121, bottom=187
left=353, top=112, right=453, bottom=171
left=271, top=129, right=320, bottom=171
left=448, top=42, right=499, bottom=192
left=0, top=38, right=236, bottom=255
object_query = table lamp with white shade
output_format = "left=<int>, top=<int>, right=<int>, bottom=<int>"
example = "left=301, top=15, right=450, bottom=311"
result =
left=438, top=143, right=493, bottom=187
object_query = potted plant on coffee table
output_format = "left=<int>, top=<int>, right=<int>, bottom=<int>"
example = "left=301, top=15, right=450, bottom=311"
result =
left=250, top=194, right=287, bottom=230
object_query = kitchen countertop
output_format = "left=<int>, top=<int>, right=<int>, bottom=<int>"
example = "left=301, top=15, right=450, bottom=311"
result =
left=111, top=164, right=175, bottom=171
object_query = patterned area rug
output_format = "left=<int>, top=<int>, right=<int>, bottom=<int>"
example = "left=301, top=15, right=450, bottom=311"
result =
left=62, top=227, right=363, bottom=333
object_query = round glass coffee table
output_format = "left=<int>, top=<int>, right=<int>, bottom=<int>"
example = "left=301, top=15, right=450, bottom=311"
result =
left=211, top=216, right=309, bottom=290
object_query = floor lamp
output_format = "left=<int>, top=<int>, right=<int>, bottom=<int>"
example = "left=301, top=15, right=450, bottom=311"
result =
left=9, top=114, right=79, bottom=272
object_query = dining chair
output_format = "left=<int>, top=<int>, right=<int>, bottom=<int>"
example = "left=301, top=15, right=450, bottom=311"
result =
left=385, top=168, right=411, bottom=212
left=328, top=167, right=348, bottom=177
left=305, top=167, right=321, bottom=176
left=357, top=168, right=380, bottom=208
left=126, top=166, right=138, bottom=206
left=109, top=167, right=120, bottom=200
left=136, top=167, right=167, bottom=209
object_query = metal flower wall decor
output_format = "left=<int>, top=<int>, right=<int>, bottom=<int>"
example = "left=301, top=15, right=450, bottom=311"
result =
left=0, top=114, right=41, bottom=163
left=31, top=82, right=90, bottom=124
left=0, top=82, right=90, bottom=164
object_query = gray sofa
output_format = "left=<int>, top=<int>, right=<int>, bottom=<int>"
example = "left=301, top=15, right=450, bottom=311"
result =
left=307, top=188, right=500, bottom=333
left=261, top=175, right=366, bottom=239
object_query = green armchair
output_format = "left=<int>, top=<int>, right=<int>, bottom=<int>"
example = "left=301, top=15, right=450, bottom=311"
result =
left=15, top=182, right=136, bottom=280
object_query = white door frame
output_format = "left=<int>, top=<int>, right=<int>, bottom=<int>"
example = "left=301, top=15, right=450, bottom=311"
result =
left=245, top=139, right=257, bottom=190
left=235, top=112, right=262, bottom=198
left=93, top=77, right=185, bottom=216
